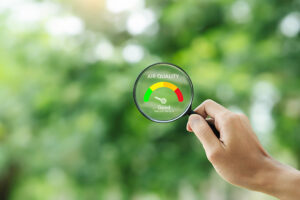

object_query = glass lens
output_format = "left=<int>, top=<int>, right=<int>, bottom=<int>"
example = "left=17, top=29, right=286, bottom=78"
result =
left=134, top=63, right=193, bottom=122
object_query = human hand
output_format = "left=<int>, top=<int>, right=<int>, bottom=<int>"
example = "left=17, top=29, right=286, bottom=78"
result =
left=186, top=99, right=300, bottom=200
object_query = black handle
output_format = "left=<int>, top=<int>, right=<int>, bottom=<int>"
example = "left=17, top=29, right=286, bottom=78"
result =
left=187, top=109, right=220, bottom=138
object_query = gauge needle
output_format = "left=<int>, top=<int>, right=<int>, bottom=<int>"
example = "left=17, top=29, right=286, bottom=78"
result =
left=155, top=96, right=167, bottom=104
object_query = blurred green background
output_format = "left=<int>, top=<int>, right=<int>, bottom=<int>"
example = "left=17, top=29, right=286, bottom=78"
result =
left=0, top=0, right=299, bottom=199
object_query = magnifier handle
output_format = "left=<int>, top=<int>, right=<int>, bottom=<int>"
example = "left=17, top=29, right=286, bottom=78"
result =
left=187, top=110, right=220, bottom=138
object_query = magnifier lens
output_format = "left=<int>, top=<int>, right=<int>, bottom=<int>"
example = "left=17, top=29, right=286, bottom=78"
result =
left=134, top=63, right=193, bottom=122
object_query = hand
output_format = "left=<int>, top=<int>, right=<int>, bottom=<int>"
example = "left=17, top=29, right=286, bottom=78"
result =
left=186, top=99, right=300, bottom=200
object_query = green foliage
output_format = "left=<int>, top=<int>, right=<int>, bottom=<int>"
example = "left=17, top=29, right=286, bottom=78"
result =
left=0, top=0, right=299, bottom=199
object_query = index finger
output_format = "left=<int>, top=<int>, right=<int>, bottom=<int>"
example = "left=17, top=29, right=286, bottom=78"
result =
left=194, top=99, right=229, bottom=119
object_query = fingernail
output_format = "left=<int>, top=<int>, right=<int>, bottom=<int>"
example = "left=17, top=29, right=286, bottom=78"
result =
left=189, top=115, right=200, bottom=128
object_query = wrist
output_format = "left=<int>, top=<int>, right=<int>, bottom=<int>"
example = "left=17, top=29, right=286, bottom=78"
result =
left=257, top=158, right=300, bottom=199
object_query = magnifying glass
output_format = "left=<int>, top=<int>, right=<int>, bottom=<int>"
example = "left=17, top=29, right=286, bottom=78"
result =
left=133, top=62, right=219, bottom=137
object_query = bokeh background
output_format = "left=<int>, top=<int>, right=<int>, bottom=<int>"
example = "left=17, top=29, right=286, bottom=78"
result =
left=0, top=0, right=300, bottom=199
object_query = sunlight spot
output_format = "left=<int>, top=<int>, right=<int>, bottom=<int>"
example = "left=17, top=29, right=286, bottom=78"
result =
left=250, top=81, right=280, bottom=144
left=231, top=0, right=251, bottom=23
left=0, top=0, right=20, bottom=13
left=94, top=40, right=115, bottom=60
left=280, top=12, right=300, bottom=37
left=11, top=2, right=59, bottom=23
left=106, top=0, right=144, bottom=13
left=126, top=9, right=156, bottom=35
left=122, top=44, right=144, bottom=63
left=46, top=15, right=84, bottom=36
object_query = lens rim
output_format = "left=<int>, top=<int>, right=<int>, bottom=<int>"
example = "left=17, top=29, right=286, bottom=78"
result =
left=133, top=62, right=194, bottom=123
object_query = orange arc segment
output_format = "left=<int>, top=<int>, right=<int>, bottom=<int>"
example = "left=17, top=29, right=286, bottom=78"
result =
left=163, top=82, right=177, bottom=91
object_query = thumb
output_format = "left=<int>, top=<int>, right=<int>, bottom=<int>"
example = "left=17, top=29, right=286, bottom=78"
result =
left=188, top=114, right=220, bottom=152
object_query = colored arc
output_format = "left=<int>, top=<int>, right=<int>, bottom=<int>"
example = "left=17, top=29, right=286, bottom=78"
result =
left=144, top=82, right=183, bottom=102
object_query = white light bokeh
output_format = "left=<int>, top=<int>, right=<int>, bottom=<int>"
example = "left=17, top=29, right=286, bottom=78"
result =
left=2, top=0, right=61, bottom=32
left=45, top=16, right=85, bottom=36
left=10, top=2, right=60, bottom=23
left=250, top=81, right=280, bottom=144
left=251, top=103, right=274, bottom=133
left=122, top=44, right=144, bottom=63
left=0, top=0, right=21, bottom=12
left=94, top=40, right=115, bottom=60
left=280, top=12, right=300, bottom=37
left=126, top=9, right=156, bottom=35
left=106, top=0, right=144, bottom=13
left=231, top=0, right=251, bottom=23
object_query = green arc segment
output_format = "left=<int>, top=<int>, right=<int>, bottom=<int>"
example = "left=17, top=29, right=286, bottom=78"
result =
left=144, top=88, right=153, bottom=102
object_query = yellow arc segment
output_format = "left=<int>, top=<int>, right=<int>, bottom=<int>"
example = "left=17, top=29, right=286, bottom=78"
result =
left=149, top=82, right=164, bottom=91
left=149, top=82, right=178, bottom=91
